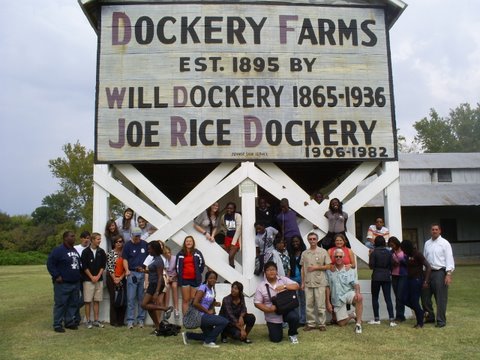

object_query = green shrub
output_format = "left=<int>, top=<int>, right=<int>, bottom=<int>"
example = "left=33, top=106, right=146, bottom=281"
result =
left=0, top=250, right=48, bottom=265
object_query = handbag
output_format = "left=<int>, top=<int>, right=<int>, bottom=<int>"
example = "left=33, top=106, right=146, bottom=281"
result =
left=114, top=285, right=126, bottom=308
left=183, top=302, right=203, bottom=329
left=266, top=283, right=299, bottom=315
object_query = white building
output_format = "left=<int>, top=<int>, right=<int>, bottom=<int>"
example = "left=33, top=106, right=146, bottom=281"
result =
left=357, top=152, right=480, bottom=257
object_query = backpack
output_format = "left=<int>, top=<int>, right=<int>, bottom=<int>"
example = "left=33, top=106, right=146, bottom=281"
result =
left=156, top=320, right=181, bottom=337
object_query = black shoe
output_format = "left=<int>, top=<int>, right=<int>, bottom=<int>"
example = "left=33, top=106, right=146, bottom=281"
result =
left=54, top=327, right=65, bottom=333
left=424, top=319, right=435, bottom=324
left=65, top=324, right=78, bottom=330
left=435, top=323, right=446, bottom=328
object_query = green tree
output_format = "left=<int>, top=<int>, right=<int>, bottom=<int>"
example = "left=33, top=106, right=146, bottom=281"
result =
left=48, top=141, right=94, bottom=226
left=413, top=102, right=480, bottom=152
left=31, top=192, right=73, bottom=225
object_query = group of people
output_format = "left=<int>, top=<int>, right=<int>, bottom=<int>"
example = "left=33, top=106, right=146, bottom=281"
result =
left=47, top=203, right=454, bottom=347
left=368, top=223, right=455, bottom=329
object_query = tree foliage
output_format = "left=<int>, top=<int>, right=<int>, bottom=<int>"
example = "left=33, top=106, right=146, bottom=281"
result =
left=48, top=141, right=94, bottom=225
left=413, top=102, right=480, bottom=152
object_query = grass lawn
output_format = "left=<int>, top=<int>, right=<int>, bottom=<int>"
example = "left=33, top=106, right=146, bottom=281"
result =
left=1, top=265, right=479, bottom=360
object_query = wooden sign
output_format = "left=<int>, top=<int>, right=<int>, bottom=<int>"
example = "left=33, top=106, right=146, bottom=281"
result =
left=96, top=3, right=397, bottom=162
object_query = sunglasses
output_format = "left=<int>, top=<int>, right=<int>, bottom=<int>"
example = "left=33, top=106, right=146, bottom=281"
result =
left=335, top=256, right=344, bottom=259
left=308, top=237, right=317, bottom=241
left=115, top=241, right=124, bottom=244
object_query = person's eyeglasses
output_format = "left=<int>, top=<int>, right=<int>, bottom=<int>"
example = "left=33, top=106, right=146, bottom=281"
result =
left=335, top=256, right=343, bottom=259
left=115, top=241, right=124, bottom=244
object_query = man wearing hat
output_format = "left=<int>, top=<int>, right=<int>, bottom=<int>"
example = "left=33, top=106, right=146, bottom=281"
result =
left=123, top=227, right=149, bottom=328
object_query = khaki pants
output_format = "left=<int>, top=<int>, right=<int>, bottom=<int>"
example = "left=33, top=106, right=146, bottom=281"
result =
left=305, top=286, right=326, bottom=327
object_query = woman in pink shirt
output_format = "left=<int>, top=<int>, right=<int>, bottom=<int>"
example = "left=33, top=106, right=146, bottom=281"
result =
left=388, top=237, right=407, bottom=322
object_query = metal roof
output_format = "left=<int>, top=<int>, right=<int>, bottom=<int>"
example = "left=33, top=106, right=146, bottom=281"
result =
left=366, top=183, right=480, bottom=207
left=400, top=153, right=480, bottom=169
left=363, top=153, right=480, bottom=207
left=78, top=0, right=408, bottom=34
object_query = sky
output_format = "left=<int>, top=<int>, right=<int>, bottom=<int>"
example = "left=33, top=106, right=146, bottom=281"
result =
left=0, top=0, right=479, bottom=216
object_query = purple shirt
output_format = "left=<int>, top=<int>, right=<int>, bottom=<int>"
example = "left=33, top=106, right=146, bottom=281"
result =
left=254, top=276, right=297, bottom=323
left=276, top=210, right=301, bottom=239
left=198, top=283, right=215, bottom=315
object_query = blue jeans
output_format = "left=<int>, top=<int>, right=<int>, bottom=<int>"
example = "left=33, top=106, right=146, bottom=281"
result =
left=186, top=314, right=229, bottom=344
left=371, top=280, right=394, bottom=320
left=126, top=271, right=145, bottom=324
left=266, top=308, right=299, bottom=343
left=391, top=275, right=407, bottom=320
left=404, top=277, right=424, bottom=325
left=53, top=282, right=80, bottom=329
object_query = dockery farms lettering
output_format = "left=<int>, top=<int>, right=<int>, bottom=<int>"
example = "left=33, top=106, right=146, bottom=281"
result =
left=96, top=4, right=396, bottom=162
left=111, top=13, right=377, bottom=47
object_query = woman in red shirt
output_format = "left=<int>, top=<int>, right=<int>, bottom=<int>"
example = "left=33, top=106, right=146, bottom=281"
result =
left=176, top=236, right=205, bottom=314
left=328, top=234, right=356, bottom=270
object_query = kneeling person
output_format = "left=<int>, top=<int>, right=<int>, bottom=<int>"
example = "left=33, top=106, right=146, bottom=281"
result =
left=254, top=261, right=300, bottom=344
left=326, top=248, right=363, bottom=334
left=220, top=281, right=256, bottom=344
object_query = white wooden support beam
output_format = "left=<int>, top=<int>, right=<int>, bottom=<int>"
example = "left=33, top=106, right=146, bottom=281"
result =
left=239, top=176, right=257, bottom=286
left=383, top=161, right=403, bottom=241
left=93, top=164, right=111, bottom=248
left=151, top=164, right=248, bottom=241
left=343, top=163, right=399, bottom=214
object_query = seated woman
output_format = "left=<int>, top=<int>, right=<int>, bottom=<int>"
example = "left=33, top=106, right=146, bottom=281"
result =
left=218, top=202, right=242, bottom=268
left=194, top=202, right=219, bottom=243
left=138, top=241, right=173, bottom=335
left=182, top=271, right=229, bottom=348
left=328, top=234, right=356, bottom=269
left=219, top=281, right=256, bottom=344
left=254, top=261, right=300, bottom=344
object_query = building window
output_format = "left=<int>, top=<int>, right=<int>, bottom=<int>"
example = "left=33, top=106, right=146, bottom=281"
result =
left=437, top=169, right=452, bottom=182
left=440, top=219, right=457, bottom=242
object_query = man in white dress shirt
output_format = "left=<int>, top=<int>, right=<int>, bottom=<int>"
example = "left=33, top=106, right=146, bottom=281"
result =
left=421, top=224, right=455, bottom=328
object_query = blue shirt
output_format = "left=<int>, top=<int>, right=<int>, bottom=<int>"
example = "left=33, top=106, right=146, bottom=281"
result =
left=122, top=239, right=148, bottom=270
left=326, top=267, right=357, bottom=307
left=47, top=244, right=81, bottom=283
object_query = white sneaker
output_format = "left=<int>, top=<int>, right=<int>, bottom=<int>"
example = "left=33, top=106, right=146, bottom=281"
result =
left=92, top=321, right=104, bottom=328
left=289, top=335, right=299, bottom=344
left=138, top=321, right=144, bottom=328
left=127, top=322, right=134, bottom=329
left=86, top=321, right=93, bottom=329
left=181, top=332, right=189, bottom=345
left=203, top=342, right=220, bottom=348
left=355, top=324, right=363, bottom=334
left=164, top=306, right=174, bottom=320
left=368, top=320, right=381, bottom=325
left=390, top=321, right=398, bottom=327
